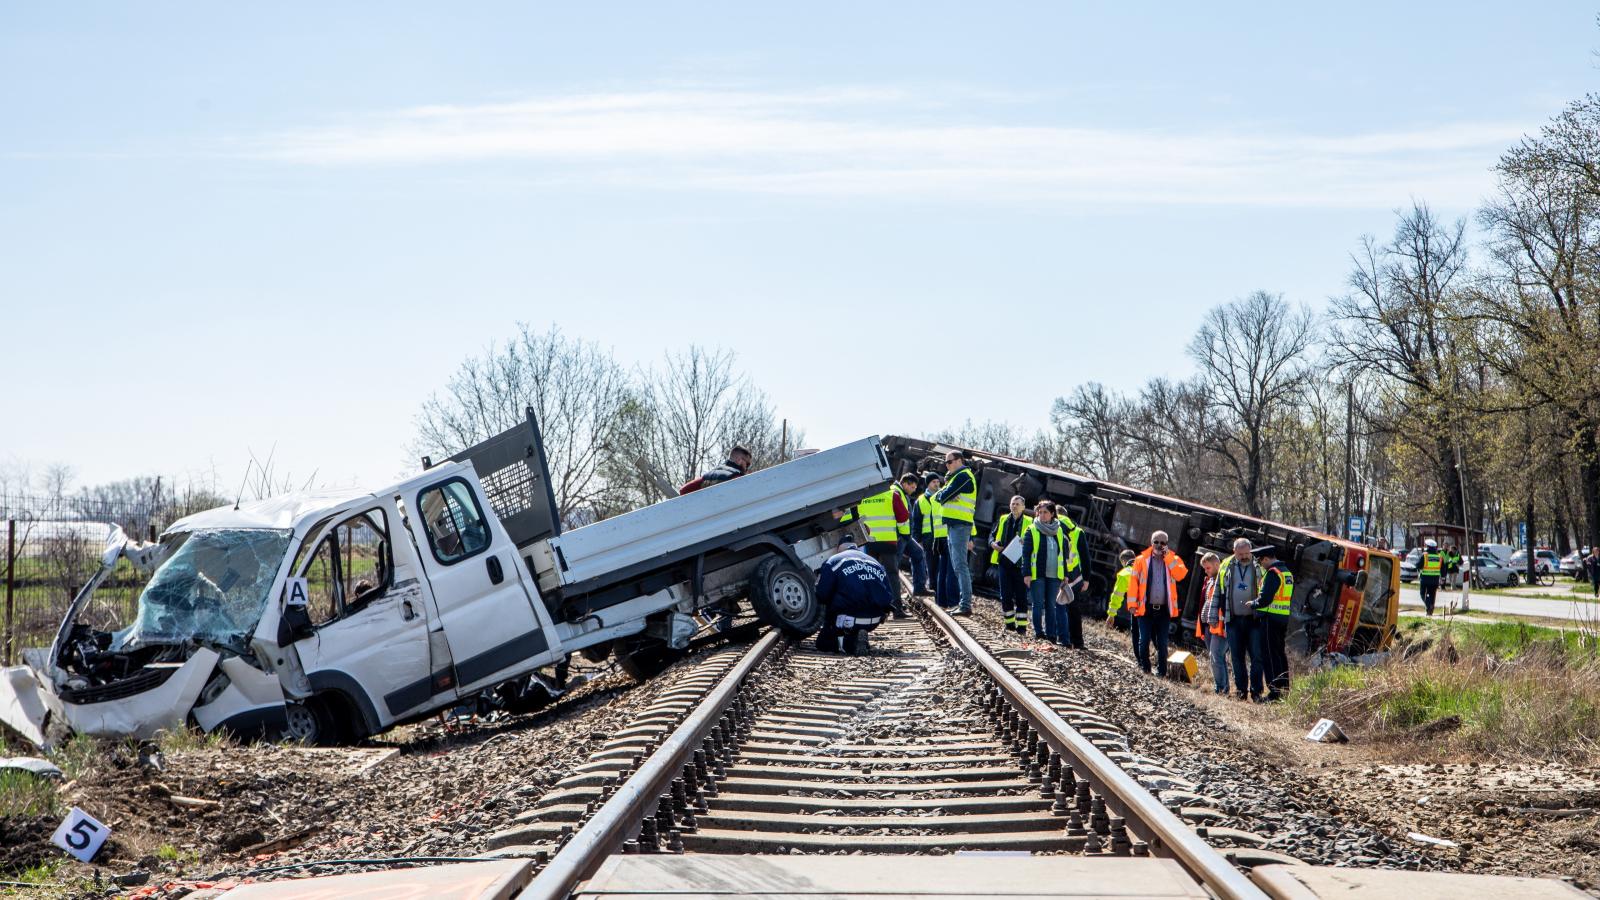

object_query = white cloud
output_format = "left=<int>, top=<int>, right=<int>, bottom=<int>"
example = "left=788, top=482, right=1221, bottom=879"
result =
left=252, top=86, right=1527, bottom=208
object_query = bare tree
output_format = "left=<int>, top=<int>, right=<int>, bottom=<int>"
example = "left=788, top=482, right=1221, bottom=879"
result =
left=1477, top=104, right=1600, bottom=546
left=1329, top=202, right=1474, bottom=524
left=1189, top=291, right=1316, bottom=517
left=931, top=420, right=1036, bottom=458
left=1045, top=384, right=1138, bottom=482
left=608, top=346, right=792, bottom=506
left=415, top=324, right=636, bottom=525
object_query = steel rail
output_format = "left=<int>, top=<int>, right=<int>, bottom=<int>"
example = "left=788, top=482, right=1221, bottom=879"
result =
left=520, top=629, right=784, bottom=900
left=920, top=597, right=1269, bottom=900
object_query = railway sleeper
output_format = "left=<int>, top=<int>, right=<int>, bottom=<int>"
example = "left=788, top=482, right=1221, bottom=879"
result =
left=694, top=809, right=1069, bottom=833
left=680, top=828, right=1077, bottom=853
left=723, top=763, right=1029, bottom=782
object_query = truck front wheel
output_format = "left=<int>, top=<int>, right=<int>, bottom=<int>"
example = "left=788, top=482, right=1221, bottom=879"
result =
left=749, top=557, right=823, bottom=637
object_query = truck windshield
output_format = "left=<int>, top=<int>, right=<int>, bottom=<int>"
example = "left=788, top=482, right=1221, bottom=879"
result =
left=115, top=528, right=292, bottom=651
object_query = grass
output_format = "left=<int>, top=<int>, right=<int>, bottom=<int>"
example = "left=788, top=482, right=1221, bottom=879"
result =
left=0, top=769, right=59, bottom=817
left=1290, top=617, right=1600, bottom=759
left=152, top=725, right=230, bottom=753
left=0, top=859, right=85, bottom=898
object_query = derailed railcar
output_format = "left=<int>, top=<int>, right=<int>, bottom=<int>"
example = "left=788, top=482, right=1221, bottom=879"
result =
left=881, top=436, right=1398, bottom=655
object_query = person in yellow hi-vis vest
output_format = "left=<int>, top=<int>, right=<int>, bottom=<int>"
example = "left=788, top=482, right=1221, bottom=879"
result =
left=934, top=450, right=979, bottom=616
left=1249, top=545, right=1294, bottom=702
left=988, top=495, right=1032, bottom=632
left=1105, top=550, right=1136, bottom=648
left=1417, top=539, right=1442, bottom=616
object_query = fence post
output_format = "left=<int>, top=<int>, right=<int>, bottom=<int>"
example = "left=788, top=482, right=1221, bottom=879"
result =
left=4, top=518, right=14, bottom=666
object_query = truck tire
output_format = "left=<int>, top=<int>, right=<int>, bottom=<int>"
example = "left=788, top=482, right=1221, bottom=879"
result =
left=282, top=697, right=338, bottom=745
left=749, top=557, right=823, bottom=637
left=615, top=635, right=685, bottom=682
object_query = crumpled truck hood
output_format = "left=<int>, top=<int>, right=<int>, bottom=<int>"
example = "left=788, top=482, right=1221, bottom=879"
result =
left=0, top=648, right=220, bottom=748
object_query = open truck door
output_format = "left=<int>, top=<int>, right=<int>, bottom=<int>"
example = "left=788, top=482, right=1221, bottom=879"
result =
left=277, top=503, right=434, bottom=741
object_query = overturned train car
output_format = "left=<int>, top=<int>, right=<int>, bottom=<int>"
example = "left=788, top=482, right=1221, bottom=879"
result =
left=882, top=436, right=1398, bottom=655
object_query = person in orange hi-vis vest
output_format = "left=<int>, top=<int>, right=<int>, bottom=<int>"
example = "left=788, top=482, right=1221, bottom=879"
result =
left=1127, top=530, right=1189, bottom=676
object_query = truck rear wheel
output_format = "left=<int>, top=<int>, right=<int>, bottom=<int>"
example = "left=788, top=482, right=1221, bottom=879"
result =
left=749, top=557, right=823, bottom=637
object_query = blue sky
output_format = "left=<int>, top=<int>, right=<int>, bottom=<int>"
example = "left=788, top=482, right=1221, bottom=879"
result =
left=3, top=3, right=1596, bottom=493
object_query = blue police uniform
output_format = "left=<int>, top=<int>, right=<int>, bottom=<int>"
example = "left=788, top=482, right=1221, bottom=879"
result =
left=815, top=546, right=895, bottom=654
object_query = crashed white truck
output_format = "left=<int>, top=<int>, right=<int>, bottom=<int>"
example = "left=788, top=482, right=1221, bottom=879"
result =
left=0, top=411, right=891, bottom=746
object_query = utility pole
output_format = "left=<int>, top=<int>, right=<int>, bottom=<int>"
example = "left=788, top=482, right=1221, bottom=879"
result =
left=1342, top=379, right=1355, bottom=539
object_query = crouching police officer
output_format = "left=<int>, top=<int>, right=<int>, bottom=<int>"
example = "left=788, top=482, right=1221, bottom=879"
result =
left=815, top=536, right=895, bottom=654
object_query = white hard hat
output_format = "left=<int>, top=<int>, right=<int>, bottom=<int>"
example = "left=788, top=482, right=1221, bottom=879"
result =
left=1424, top=539, right=1438, bottom=549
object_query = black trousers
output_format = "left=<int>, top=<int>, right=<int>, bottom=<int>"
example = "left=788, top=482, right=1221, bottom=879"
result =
left=1419, top=575, right=1439, bottom=614
left=1264, top=614, right=1290, bottom=694
left=997, top=560, right=1026, bottom=618
left=867, top=542, right=905, bottom=614
left=1063, top=601, right=1085, bottom=649
left=816, top=610, right=882, bottom=654
left=1134, top=606, right=1171, bottom=674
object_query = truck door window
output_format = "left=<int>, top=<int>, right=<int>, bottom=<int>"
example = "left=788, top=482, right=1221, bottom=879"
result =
left=340, top=510, right=390, bottom=607
left=418, top=479, right=491, bottom=564
left=303, top=536, right=342, bottom=626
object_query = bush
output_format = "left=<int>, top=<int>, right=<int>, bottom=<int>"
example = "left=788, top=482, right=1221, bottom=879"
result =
left=1291, top=621, right=1600, bottom=758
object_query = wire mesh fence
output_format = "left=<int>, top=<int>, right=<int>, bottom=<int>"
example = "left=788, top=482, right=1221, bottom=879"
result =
left=1, top=493, right=172, bottom=664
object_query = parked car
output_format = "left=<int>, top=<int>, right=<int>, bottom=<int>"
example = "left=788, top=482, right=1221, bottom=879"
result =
left=1509, top=549, right=1560, bottom=574
left=1469, top=555, right=1519, bottom=588
left=1400, top=547, right=1422, bottom=583
left=1478, top=543, right=1517, bottom=565
left=1561, top=549, right=1590, bottom=580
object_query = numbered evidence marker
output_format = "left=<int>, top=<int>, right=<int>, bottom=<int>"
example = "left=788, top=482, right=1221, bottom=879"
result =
left=285, top=576, right=310, bottom=607
left=1305, top=718, right=1349, bottom=744
left=52, top=807, right=111, bottom=862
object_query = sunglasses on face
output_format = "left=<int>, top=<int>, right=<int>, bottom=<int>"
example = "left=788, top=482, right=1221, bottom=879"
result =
left=1152, top=541, right=1167, bottom=546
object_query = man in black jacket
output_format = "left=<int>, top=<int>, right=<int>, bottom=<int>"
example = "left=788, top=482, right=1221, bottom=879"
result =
left=814, top=537, right=895, bottom=654
left=678, top=446, right=752, bottom=495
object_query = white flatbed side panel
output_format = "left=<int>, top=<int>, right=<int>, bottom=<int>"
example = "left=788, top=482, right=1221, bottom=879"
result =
left=547, top=437, right=890, bottom=588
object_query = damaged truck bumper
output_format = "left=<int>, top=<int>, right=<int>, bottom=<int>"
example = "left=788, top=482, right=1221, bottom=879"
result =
left=0, top=648, right=222, bottom=748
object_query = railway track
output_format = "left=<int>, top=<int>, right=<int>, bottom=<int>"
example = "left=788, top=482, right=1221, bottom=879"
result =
left=492, top=595, right=1284, bottom=900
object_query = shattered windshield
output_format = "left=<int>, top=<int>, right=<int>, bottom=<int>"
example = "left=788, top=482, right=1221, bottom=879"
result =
left=115, top=529, right=292, bottom=651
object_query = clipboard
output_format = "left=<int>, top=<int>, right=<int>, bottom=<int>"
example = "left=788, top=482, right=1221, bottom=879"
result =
left=1001, top=536, right=1023, bottom=564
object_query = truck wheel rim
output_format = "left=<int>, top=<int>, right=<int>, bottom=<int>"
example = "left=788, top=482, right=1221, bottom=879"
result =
left=773, top=572, right=811, bottom=622
left=284, top=705, right=317, bottom=742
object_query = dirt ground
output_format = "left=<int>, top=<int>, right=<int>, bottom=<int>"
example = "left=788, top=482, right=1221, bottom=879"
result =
left=0, top=645, right=724, bottom=898
left=5, top=611, right=1598, bottom=897
left=1192, top=685, right=1600, bottom=889
left=991, top=603, right=1600, bottom=893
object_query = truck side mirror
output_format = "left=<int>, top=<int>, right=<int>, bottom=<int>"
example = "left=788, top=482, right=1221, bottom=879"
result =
left=277, top=603, right=314, bottom=645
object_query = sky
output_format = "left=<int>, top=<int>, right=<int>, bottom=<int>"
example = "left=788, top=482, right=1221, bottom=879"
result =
left=3, top=2, right=1597, bottom=495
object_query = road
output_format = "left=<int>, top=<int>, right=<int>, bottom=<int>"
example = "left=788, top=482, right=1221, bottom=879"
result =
left=1399, top=584, right=1598, bottom=622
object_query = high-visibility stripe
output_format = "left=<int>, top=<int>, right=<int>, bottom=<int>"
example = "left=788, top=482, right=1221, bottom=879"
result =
left=1263, top=568, right=1293, bottom=616
left=855, top=489, right=899, bottom=543
left=942, top=467, right=977, bottom=523
left=892, top=485, right=912, bottom=537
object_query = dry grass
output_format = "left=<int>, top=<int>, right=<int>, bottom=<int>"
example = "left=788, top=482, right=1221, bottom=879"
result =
left=1290, top=621, right=1600, bottom=759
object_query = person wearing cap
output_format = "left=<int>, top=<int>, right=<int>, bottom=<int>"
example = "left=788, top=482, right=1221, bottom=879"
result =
left=1127, top=530, right=1189, bottom=676
left=1418, top=538, right=1443, bottom=616
left=1250, top=545, right=1294, bottom=701
left=1216, top=537, right=1267, bottom=700
left=814, top=536, right=894, bottom=654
